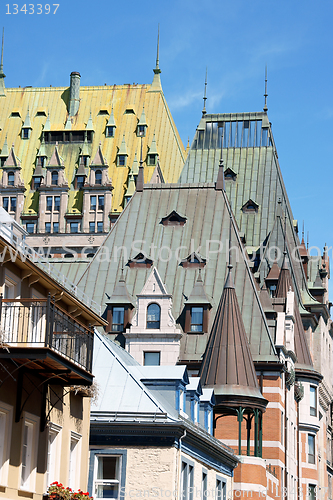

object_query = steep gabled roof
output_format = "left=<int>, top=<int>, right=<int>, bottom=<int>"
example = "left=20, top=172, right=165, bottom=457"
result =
left=76, top=184, right=277, bottom=363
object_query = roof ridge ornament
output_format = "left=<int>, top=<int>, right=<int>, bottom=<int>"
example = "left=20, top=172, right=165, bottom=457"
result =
left=263, top=65, right=268, bottom=113
left=0, top=28, right=5, bottom=97
left=202, top=67, right=207, bottom=117
left=136, top=135, right=144, bottom=192
left=215, top=132, right=225, bottom=191
left=150, top=25, right=162, bottom=91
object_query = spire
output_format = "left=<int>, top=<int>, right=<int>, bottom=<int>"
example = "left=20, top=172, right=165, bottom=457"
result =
left=148, top=133, right=158, bottom=155
left=43, top=112, right=51, bottom=132
left=37, top=136, right=47, bottom=158
left=23, top=107, right=32, bottom=129
left=150, top=25, right=162, bottom=91
left=4, top=144, right=20, bottom=168
left=150, top=160, right=165, bottom=184
left=91, top=142, right=107, bottom=166
left=136, top=136, right=144, bottom=192
left=131, top=152, right=139, bottom=177
left=106, top=271, right=134, bottom=306
left=186, top=269, right=212, bottom=306
left=215, top=140, right=225, bottom=191
left=47, top=143, right=64, bottom=167
left=107, top=106, right=116, bottom=127
left=202, top=67, right=207, bottom=117
left=118, top=135, right=127, bottom=156
left=0, top=28, right=5, bottom=97
left=263, top=65, right=268, bottom=112
left=275, top=216, right=290, bottom=298
left=86, top=111, right=94, bottom=131
left=1, top=135, right=8, bottom=156
left=199, top=217, right=267, bottom=409
left=125, top=172, right=136, bottom=199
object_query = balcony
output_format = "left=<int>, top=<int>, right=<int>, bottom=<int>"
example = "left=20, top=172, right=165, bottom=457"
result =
left=0, top=296, right=94, bottom=384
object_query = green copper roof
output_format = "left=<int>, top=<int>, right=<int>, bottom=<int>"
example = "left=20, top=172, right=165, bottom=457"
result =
left=23, top=107, right=32, bottom=129
left=125, top=172, right=136, bottom=198
left=131, top=152, right=139, bottom=176
left=138, top=106, right=148, bottom=127
left=107, top=106, right=116, bottom=127
left=148, top=134, right=158, bottom=155
left=118, top=135, right=127, bottom=156
left=86, top=111, right=94, bottom=131
left=0, top=135, right=8, bottom=156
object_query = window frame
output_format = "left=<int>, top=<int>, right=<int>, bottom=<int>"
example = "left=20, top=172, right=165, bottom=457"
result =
left=310, top=386, right=317, bottom=417
left=10, top=197, right=16, bottom=212
left=51, top=171, right=58, bottom=186
left=181, top=458, right=194, bottom=500
left=2, top=197, right=9, bottom=212
left=112, top=307, right=125, bottom=332
left=20, top=412, right=39, bottom=492
left=0, top=402, right=13, bottom=486
left=46, top=196, right=53, bottom=212
left=95, top=170, right=102, bottom=185
left=70, top=222, right=80, bottom=234
left=308, top=434, right=315, bottom=464
left=98, top=195, right=105, bottom=211
left=45, top=222, right=51, bottom=234
left=46, top=422, right=62, bottom=489
left=143, top=351, right=161, bottom=366
left=26, top=222, right=35, bottom=234
left=146, top=303, right=161, bottom=329
left=7, top=171, right=15, bottom=186
left=90, top=195, right=97, bottom=211
left=53, top=222, right=59, bottom=234
left=88, top=449, right=127, bottom=500
left=117, top=155, right=126, bottom=167
left=68, top=431, right=81, bottom=491
left=190, top=306, right=204, bottom=333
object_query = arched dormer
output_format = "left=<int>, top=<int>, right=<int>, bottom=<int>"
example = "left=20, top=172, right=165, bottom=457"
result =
left=124, top=267, right=182, bottom=366
left=242, top=199, right=259, bottom=213
left=161, top=210, right=187, bottom=227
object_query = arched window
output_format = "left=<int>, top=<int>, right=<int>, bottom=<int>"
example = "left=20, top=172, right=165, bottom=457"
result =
left=95, top=170, right=102, bottom=185
left=147, top=303, right=160, bottom=329
left=51, top=171, right=58, bottom=186
left=8, top=172, right=14, bottom=186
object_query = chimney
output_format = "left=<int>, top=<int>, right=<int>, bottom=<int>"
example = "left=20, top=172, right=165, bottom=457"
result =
left=69, top=71, right=81, bottom=116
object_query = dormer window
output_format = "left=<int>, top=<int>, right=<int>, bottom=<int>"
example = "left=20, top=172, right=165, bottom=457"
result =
left=33, top=177, right=42, bottom=190
left=161, top=211, right=187, bottom=227
left=8, top=172, right=14, bottom=186
left=112, top=307, right=125, bottom=332
left=147, top=154, right=157, bottom=166
left=117, top=155, right=127, bottom=167
left=190, top=307, right=204, bottom=332
left=180, top=252, right=206, bottom=268
left=242, top=199, right=259, bottom=213
left=106, top=126, right=115, bottom=138
left=224, top=168, right=237, bottom=181
left=21, top=128, right=30, bottom=140
left=147, top=303, right=160, bottom=329
left=127, top=253, right=153, bottom=268
left=137, top=125, right=147, bottom=137
left=76, top=175, right=85, bottom=189
left=95, top=170, right=102, bottom=185
left=51, top=171, right=58, bottom=186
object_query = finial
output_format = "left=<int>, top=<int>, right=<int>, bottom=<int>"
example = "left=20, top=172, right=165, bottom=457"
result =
left=229, top=215, right=233, bottom=269
left=202, top=67, right=207, bottom=117
left=197, top=268, right=203, bottom=282
left=215, top=131, right=225, bottom=191
left=307, top=231, right=309, bottom=250
left=0, top=28, right=4, bottom=76
left=154, top=24, right=161, bottom=75
left=283, top=213, right=287, bottom=255
left=120, top=255, right=125, bottom=281
left=263, top=65, right=268, bottom=112
left=302, top=220, right=304, bottom=241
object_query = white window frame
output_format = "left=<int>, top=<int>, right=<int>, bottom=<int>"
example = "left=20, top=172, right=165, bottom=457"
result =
left=68, top=431, right=81, bottom=491
left=181, top=458, right=194, bottom=500
left=20, top=412, right=39, bottom=492
left=0, top=402, right=13, bottom=486
left=93, top=454, right=122, bottom=499
left=216, top=476, right=226, bottom=500
left=45, top=423, right=62, bottom=489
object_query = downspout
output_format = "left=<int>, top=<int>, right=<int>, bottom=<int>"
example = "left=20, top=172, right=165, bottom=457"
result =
left=297, top=400, right=300, bottom=498
left=176, top=430, right=187, bottom=500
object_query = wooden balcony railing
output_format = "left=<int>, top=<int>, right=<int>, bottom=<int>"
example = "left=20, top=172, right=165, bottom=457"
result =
left=0, top=296, right=94, bottom=373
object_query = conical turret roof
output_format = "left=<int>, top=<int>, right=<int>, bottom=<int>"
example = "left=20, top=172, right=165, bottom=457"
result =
left=125, top=173, right=136, bottom=199
left=118, top=135, right=127, bottom=156
left=4, top=144, right=20, bottom=168
left=47, top=144, right=64, bottom=167
left=200, top=264, right=267, bottom=410
left=23, top=107, right=32, bottom=129
left=86, top=111, right=94, bottom=131
left=0, top=136, right=9, bottom=157
left=91, top=143, right=107, bottom=166
left=107, top=106, right=116, bottom=127
left=131, top=152, right=139, bottom=176
left=150, top=161, right=164, bottom=184
left=275, top=252, right=291, bottom=299
left=186, top=270, right=211, bottom=306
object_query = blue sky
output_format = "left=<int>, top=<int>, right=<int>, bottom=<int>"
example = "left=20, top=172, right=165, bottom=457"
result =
left=2, top=0, right=333, bottom=257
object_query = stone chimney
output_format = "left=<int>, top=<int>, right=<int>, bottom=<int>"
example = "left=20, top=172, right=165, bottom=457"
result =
left=69, top=71, right=81, bottom=116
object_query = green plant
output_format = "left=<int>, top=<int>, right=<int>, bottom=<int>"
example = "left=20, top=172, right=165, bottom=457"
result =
left=46, top=482, right=93, bottom=500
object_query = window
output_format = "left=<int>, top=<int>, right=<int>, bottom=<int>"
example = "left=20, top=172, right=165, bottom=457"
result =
left=90, top=195, right=97, bottom=211
left=148, top=154, right=157, bottom=166
left=106, top=126, right=115, bottom=138
left=26, top=223, right=35, bottom=234
left=10, top=197, right=16, bottom=212
left=144, top=352, right=160, bottom=366
left=310, top=386, right=317, bottom=416
left=98, top=196, right=105, bottom=210
left=216, top=479, right=226, bottom=500
left=117, top=155, right=126, bottom=167
left=53, top=222, right=59, bottom=233
left=95, top=455, right=121, bottom=499
left=137, top=125, right=146, bottom=137
left=37, top=156, right=45, bottom=168
left=308, top=485, right=317, bottom=500
left=51, top=171, right=58, bottom=185
left=161, top=211, right=187, bottom=226
left=8, top=172, right=14, bottom=186
left=147, top=303, right=160, bottom=329
left=33, top=176, right=41, bottom=189
left=76, top=175, right=85, bottom=188
left=54, top=196, right=60, bottom=212
left=46, top=196, right=53, bottom=211
left=21, top=422, right=34, bottom=489
left=3, top=197, right=9, bottom=211
left=95, top=170, right=102, bottom=185
left=22, top=128, right=30, bottom=139
left=181, top=460, right=194, bottom=500
left=202, top=471, right=207, bottom=500
left=89, top=222, right=95, bottom=233
left=46, top=424, right=61, bottom=487
left=97, top=222, right=103, bottom=233
left=308, top=434, right=315, bottom=464
left=68, top=433, right=80, bottom=490
left=112, top=307, right=125, bottom=332
left=191, top=307, right=203, bottom=332
left=0, top=403, right=12, bottom=486
left=45, top=222, right=51, bottom=233
left=70, top=222, right=80, bottom=233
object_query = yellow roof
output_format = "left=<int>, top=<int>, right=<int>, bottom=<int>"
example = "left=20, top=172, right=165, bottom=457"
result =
left=0, top=82, right=186, bottom=213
